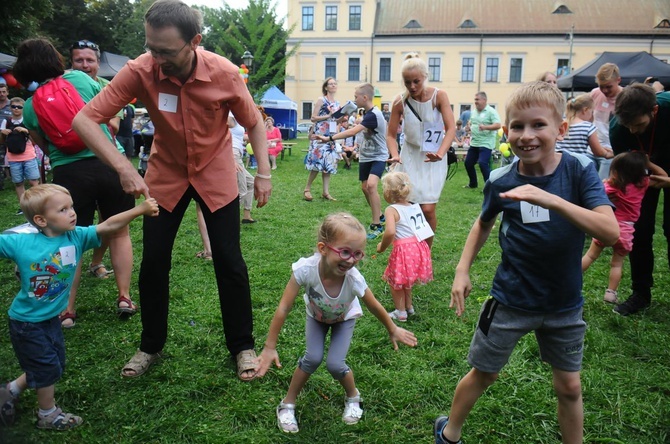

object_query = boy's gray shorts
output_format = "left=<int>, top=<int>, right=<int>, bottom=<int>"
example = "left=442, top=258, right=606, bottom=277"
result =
left=468, top=298, right=586, bottom=373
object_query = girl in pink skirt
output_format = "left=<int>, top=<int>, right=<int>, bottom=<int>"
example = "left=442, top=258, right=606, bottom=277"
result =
left=377, top=172, right=434, bottom=321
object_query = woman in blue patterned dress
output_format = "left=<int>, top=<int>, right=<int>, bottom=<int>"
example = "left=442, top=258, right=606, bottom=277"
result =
left=303, top=78, right=342, bottom=201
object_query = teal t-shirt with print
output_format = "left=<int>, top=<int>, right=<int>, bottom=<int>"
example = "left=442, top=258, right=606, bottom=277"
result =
left=0, top=226, right=100, bottom=322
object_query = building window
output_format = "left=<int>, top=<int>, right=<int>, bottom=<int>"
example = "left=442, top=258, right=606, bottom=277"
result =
left=379, top=58, right=391, bottom=82
left=485, top=57, right=499, bottom=82
left=428, top=57, right=441, bottom=81
left=325, top=57, right=337, bottom=79
left=509, top=58, right=523, bottom=83
left=461, top=57, right=474, bottom=82
left=301, top=6, right=314, bottom=31
left=557, top=58, right=570, bottom=77
left=349, top=6, right=361, bottom=30
left=302, top=102, right=312, bottom=120
left=325, top=6, right=337, bottom=30
left=348, top=58, right=360, bottom=81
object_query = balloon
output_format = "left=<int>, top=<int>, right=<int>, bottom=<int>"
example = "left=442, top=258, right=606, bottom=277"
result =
left=240, top=64, right=247, bottom=69
left=0, top=76, right=6, bottom=86
left=2, top=73, right=18, bottom=88
left=130, top=98, right=137, bottom=104
left=0, top=69, right=6, bottom=74
left=497, top=128, right=504, bottom=138
left=500, top=143, right=511, bottom=158
left=27, top=81, right=39, bottom=92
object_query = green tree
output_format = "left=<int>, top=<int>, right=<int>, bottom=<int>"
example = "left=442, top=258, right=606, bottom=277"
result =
left=200, top=0, right=297, bottom=97
left=0, top=0, right=53, bottom=54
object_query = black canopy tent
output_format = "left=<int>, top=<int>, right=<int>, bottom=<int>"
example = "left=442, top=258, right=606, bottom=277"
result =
left=557, top=51, right=670, bottom=92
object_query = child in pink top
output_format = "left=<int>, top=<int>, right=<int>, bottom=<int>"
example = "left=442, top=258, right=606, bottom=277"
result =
left=582, top=151, right=667, bottom=304
left=377, top=172, right=434, bottom=321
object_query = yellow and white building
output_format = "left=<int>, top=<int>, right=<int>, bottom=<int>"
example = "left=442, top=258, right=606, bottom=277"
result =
left=284, top=0, right=670, bottom=121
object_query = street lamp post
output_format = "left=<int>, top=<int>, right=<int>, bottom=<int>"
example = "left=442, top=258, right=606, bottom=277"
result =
left=242, top=50, right=254, bottom=90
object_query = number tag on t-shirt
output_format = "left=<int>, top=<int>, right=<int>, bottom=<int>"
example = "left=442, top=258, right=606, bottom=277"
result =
left=520, top=201, right=550, bottom=224
left=410, top=209, right=435, bottom=241
left=421, top=120, right=444, bottom=153
left=60, top=245, right=76, bottom=266
left=328, top=121, right=337, bottom=134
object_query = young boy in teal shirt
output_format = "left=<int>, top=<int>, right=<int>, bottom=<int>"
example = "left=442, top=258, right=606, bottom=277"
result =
left=435, top=82, right=619, bottom=444
left=0, top=184, right=158, bottom=430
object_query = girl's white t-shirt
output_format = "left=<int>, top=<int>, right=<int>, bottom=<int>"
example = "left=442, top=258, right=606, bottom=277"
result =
left=292, top=253, right=366, bottom=324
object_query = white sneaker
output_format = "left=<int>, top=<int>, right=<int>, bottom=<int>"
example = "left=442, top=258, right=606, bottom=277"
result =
left=276, top=402, right=299, bottom=433
left=388, top=309, right=407, bottom=322
left=407, top=307, right=415, bottom=316
left=342, top=392, right=363, bottom=425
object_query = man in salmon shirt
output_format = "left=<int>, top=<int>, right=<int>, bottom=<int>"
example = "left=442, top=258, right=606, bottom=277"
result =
left=72, top=0, right=271, bottom=381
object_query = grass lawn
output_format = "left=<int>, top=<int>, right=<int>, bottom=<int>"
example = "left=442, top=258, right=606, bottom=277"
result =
left=1, top=139, right=669, bottom=443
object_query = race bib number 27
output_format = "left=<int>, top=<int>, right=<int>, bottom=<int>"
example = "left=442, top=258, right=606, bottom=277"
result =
left=421, top=120, right=444, bottom=153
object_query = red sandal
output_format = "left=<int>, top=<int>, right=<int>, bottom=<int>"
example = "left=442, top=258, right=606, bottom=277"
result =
left=116, top=296, right=138, bottom=318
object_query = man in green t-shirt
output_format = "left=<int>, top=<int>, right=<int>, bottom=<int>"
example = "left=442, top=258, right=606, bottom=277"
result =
left=464, top=91, right=501, bottom=189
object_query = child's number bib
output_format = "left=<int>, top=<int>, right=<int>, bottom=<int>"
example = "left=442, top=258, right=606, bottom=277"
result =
left=421, top=120, right=444, bottom=153
left=328, top=121, right=338, bottom=134
left=410, top=209, right=435, bottom=241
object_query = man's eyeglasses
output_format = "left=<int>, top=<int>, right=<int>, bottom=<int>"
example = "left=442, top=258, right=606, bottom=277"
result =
left=144, top=42, right=189, bottom=59
left=10, top=105, right=23, bottom=110
left=71, top=40, right=99, bottom=51
left=325, top=244, right=365, bottom=261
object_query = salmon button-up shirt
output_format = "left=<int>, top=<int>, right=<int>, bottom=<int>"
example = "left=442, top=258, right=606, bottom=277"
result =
left=83, top=50, right=260, bottom=212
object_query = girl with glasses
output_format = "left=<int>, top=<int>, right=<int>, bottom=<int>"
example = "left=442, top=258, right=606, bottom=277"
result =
left=254, top=212, right=417, bottom=433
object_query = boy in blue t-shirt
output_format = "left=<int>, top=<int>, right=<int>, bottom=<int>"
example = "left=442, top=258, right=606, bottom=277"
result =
left=434, top=82, right=619, bottom=444
left=0, top=184, right=158, bottom=430
left=317, top=83, right=389, bottom=240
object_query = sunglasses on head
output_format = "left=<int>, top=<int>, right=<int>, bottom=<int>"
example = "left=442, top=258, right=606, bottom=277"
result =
left=71, top=40, right=99, bottom=51
left=10, top=105, right=23, bottom=109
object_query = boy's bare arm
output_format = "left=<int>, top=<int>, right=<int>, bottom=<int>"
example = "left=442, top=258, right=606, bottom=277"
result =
left=96, top=198, right=159, bottom=236
left=451, top=216, right=496, bottom=316
left=500, top=184, right=619, bottom=246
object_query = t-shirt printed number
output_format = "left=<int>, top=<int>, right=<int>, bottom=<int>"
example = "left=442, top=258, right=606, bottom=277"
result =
left=421, top=120, right=444, bottom=153
left=520, top=201, right=550, bottom=224
left=411, top=210, right=435, bottom=240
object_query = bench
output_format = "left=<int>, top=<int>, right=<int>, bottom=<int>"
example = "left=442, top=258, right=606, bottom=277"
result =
left=281, top=143, right=296, bottom=160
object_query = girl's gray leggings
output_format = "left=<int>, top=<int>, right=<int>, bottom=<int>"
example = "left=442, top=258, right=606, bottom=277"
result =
left=298, top=315, right=356, bottom=380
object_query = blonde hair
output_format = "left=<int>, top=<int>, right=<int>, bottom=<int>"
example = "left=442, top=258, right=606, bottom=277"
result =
left=356, top=83, right=374, bottom=100
left=399, top=53, right=428, bottom=102
left=537, top=71, right=557, bottom=83
left=596, top=63, right=620, bottom=84
left=505, top=81, right=565, bottom=125
left=10, top=97, right=25, bottom=105
left=317, top=212, right=366, bottom=244
left=20, top=184, right=71, bottom=227
left=382, top=171, right=412, bottom=204
left=565, top=94, right=594, bottom=126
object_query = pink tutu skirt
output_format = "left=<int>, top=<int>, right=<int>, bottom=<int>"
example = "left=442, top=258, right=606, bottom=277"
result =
left=382, top=237, right=433, bottom=290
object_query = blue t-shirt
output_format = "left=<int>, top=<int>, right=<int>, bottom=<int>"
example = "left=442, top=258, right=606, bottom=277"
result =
left=481, top=151, right=611, bottom=313
left=0, top=226, right=100, bottom=322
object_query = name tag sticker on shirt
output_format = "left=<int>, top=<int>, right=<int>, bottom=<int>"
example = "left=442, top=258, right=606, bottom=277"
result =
left=421, top=120, right=444, bottom=153
left=158, top=93, right=178, bottom=113
left=328, top=121, right=337, bottom=134
left=520, top=201, right=550, bottom=224
left=601, top=102, right=609, bottom=109
left=60, top=246, right=76, bottom=266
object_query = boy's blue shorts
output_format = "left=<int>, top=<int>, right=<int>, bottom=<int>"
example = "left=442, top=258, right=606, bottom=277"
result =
left=468, top=298, right=586, bottom=373
left=9, top=159, right=40, bottom=184
left=9, top=316, right=66, bottom=388
left=358, top=160, right=386, bottom=182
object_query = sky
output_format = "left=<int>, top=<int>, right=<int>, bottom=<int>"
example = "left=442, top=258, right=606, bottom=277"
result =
left=183, top=0, right=287, bottom=18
